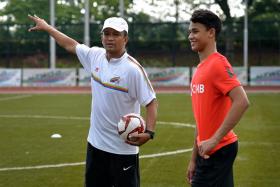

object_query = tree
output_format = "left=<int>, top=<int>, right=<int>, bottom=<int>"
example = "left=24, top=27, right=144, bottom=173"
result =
left=248, top=0, right=280, bottom=21
left=0, top=0, right=152, bottom=67
left=246, top=0, right=280, bottom=65
left=190, top=0, right=245, bottom=61
left=0, top=0, right=138, bottom=24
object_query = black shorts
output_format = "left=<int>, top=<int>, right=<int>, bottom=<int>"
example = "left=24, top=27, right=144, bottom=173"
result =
left=85, top=143, right=140, bottom=187
left=192, top=141, right=238, bottom=187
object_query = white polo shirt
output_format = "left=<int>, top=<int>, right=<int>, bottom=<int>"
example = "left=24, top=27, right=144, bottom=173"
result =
left=76, top=44, right=156, bottom=155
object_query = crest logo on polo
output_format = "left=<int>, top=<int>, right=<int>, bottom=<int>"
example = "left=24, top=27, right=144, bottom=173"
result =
left=110, top=76, right=120, bottom=84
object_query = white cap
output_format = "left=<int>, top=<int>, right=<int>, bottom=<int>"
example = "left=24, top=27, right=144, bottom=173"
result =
left=101, top=17, right=128, bottom=33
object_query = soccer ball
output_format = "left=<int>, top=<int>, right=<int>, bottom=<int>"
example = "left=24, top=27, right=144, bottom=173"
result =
left=117, top=113, right=146, bottom=141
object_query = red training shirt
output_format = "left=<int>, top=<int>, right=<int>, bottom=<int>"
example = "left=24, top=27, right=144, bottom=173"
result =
left=191, top=52, right=241, bottom=154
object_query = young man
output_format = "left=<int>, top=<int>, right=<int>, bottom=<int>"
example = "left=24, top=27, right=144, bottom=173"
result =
left=186, top=9, right=249, bottom=187
left=28, top=15, right=157, bottom=187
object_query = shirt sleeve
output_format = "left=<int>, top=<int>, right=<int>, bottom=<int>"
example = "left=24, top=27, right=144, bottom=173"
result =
left=76, top=44, right=91, bottom=73
left=213, top=58, right=241, bottom=95
left=128, top=66, right=156, bottom=106
left=76, top=44, right=105, bottom=74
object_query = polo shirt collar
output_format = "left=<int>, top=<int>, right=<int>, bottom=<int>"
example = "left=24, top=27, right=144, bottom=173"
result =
left=107, top=52, right=128, bottom=64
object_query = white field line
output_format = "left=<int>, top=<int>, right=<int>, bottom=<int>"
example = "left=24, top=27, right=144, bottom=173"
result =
left=157, top=121, right=195, bottom=128
left=0, top=114, right=194, bottom=171
left=0, top=162, right=85, bottom=172
left=0, top=114, right=89, bottom=120
left=0, top=148, right=192, bottom=172
left=140, top=148, right=193, bottom=159
left=0, top=114, right=195, bottom=128
left=0, top=95, right=32, bottom=101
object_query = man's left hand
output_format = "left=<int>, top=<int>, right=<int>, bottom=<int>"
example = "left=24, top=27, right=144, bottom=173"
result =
left=125, top=132, right=151, bottom=146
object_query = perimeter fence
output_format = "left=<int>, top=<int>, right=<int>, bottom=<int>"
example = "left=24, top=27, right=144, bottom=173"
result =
left=0, top=20, right=279, bottom=68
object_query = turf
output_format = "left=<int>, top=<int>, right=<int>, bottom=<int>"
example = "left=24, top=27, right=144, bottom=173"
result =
left=0, top=93, right=279, bottom=187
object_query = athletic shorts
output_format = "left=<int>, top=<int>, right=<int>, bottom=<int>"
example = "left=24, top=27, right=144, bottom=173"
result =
left=85, top=143, right=140, bottom=187
left=191, top=141, right=238, bottom=187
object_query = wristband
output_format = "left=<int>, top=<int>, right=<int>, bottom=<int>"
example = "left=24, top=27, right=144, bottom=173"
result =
left=145, top=130, right=155, bottom=139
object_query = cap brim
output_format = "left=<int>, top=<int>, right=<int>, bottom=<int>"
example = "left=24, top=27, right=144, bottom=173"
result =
left=101, top=26, right=126, bottom=32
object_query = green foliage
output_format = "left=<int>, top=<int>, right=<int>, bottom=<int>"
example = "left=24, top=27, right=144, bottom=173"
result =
left=0, top=0, right=49, bottom=24
left=56, top=2, right=83, bottom=24
left=0, top=0, right=139, bottom=24
left=249, top=0, right=280, bottom=21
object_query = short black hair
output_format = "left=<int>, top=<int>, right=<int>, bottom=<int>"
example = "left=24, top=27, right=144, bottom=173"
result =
left=190, top=9, right=222, bottom=37
left=123, top=31, right=128, bottom=37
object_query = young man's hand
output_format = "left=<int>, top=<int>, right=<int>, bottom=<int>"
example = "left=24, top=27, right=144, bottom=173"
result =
left=186, top=160, right=196, bottom=184
left=198, top=138, right=218, bottom=159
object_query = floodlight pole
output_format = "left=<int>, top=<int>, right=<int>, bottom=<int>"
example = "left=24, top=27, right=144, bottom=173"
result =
left=49, top=0, right=56, bottom=69
left=119, top=0, right=124, bottom=17
left=84, top=0, right=90, bottom=46
left=244, top=0, right=248, bottom=84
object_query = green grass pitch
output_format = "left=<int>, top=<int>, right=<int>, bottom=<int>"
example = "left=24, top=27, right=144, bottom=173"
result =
left=0, top=93, right=279, bottom=187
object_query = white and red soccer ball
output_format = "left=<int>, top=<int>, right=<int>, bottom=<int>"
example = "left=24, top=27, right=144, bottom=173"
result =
left=117, top=113, right=146, bottom=141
